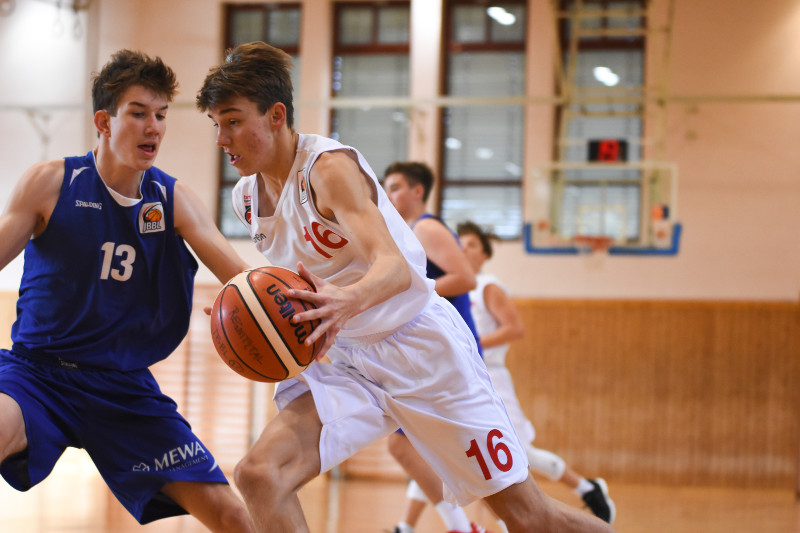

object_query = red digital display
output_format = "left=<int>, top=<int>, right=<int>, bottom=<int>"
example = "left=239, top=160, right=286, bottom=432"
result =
left=588, top=139, right=628, bottom=162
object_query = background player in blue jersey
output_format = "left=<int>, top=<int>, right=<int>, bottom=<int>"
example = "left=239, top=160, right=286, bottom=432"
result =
left=383, top=161, right=491, bottom=533
left=0, top=50, right=254, bottom=532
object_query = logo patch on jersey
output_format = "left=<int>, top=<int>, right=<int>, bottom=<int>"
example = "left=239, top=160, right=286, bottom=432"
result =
left=244, top=194, right=252, bottom=224
left=139, top=202, right=165, bottom=234
left=298, top=169, right=308, bottom=205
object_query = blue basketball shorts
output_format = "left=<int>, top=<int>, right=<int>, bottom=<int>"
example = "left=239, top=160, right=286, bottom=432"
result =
left=0, top=349, right=228, bottom=524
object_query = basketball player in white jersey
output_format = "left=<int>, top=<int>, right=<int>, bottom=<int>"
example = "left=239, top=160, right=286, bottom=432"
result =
left=457, top=221, right=615, bottom=525
left=196, top=41, right=615, bottom=533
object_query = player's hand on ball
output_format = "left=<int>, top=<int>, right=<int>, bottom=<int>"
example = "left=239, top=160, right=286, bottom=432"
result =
left=289, top=262, right=359, bottom=360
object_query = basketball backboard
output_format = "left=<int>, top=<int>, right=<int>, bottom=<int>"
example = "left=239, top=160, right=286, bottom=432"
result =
left=524, top=161, right=681, bottom=256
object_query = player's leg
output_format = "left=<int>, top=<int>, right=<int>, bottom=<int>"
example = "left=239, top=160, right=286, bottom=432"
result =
left=0, top=393, right=27, bottom=461
left=404, top=497, right=427, bottom=526
left=234, top=390, right=322, bottom=533
left=161, top=481, right=254, bottom=532
left=483, top=474, right=615, bottom=532
left=388, top=433, right=477, bottom=533
left=394, top=480, right=428, bottom=532
left=0, top=357, right=78, bottom=493
left=388, top=432, right=445, bottom=503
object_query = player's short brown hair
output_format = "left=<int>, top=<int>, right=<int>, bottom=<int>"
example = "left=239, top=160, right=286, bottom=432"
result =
left=91, top=49, right=177, bottom=115
left=196, top=41, right=295, bottom=128
left=457, top=220, right=497, bottom=258
left=383, top=161, right=435, bottom=202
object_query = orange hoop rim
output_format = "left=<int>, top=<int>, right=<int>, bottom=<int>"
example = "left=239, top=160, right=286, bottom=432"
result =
left=573, top=235, right=614, bottom=252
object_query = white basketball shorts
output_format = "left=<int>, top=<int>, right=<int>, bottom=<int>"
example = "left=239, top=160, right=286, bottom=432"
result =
left=274, top=294, right=530, bottom=505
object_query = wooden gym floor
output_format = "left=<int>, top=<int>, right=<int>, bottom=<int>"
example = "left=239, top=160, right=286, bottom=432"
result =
left=1, top=449, right=798, bottom=532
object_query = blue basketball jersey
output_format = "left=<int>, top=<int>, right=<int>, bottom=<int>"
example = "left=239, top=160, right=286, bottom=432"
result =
left=11, top=151, right=198, bottom=371
left=414, top=214, right=483, bottom=356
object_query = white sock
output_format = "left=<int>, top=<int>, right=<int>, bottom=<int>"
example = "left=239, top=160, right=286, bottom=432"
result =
left=395, top=521, right=414, bottom=533
left=575, top=477, right=594, bottom=496
left=496, top=519, right=510, bottom=533
left=406, top=479, right=429, bottom=502
left=434, top=500, right=471, bottom=532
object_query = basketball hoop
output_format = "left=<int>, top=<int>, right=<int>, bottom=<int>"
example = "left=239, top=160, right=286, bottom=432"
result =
left=573, top=235, right=614, bottom=255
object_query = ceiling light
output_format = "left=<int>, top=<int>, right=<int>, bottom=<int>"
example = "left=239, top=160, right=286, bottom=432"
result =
left=593, top=66, right=620, bottom=86
left=487, top=7, right=516, bottom=26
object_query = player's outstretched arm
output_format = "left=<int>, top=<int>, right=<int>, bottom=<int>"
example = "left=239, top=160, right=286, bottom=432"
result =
left=0, top=160, right=62, bottom=272
left=173, top=180, right=251, bottom=284
left=479, top=282, right=525, bottom=349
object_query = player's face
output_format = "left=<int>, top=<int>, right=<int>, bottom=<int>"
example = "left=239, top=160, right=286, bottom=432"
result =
left=383, top=173, right=419, bottom=219
left=208, top=97, right=274, bottom=177
left=459, top=232, right=487, bottom=273
left=106, top=85, right=168, bottom=171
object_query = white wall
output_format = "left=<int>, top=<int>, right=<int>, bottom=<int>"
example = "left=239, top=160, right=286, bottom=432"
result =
left=0, top=0, right=798, bottom=301
left=0, top=0, right=90, bottom=288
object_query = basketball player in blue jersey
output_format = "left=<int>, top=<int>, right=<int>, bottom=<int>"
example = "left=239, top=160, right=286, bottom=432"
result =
left=383, top=161, right=491, bottom=533
left=0, top=50, right=254, bottom=532
left=197, top=41, right=615, bottom=533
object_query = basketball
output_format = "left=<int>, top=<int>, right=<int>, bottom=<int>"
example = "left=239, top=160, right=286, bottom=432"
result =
left=210, top=266, right=322, bottom=382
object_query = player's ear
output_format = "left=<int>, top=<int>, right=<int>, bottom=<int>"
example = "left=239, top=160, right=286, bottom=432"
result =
left=94, top=109, right=111, bottom=137
left=269, top=102, right=287, bottom=127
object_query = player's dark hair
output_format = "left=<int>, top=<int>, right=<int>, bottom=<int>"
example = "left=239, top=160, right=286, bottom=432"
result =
left=196, top=41, right=295, bottom=128
left=91, top=49, right=178, bottom=115
left=457, top=220, right=497, bottom=258
left=383, top=161, right=435, bottom=202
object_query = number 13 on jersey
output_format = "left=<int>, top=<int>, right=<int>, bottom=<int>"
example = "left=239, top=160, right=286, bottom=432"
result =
left=99, top=241, right=136, bottom=281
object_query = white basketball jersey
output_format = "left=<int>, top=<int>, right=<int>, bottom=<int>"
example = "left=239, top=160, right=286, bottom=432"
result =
left=470, top=273, right=511, bottom=367
left=231, top=134, right=433, bottom=338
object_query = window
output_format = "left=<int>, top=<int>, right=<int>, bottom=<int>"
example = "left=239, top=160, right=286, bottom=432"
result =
left=553, top=0, right=647, bottom=242
left=330, top=2, right=410, bottom=179
left=440, top=1, right=527, bottom=240
left=218, top=3, right=301, bottom=238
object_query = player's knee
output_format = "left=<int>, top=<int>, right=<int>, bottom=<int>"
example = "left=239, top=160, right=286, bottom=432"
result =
left=526, top=445, right=566, bottom=481
left=234, top=453, right=276, bottom=499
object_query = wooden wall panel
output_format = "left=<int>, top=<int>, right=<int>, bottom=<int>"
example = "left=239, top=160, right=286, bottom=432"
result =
left=509, top=300, right=800, bottom=489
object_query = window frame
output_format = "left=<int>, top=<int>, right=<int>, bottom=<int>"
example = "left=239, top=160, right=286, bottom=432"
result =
left=329, top=1, right=411, bottom=176
left=217, top=3, right=302, bottom=238
left=438, top=0, right=528, bottom=240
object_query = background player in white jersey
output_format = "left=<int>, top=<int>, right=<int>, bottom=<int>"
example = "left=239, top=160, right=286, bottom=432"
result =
left=196, top=41, right=615, bottom=533
left=0, top=50, right=254, bottom=531
left=457, top=220, right=615, bottom=525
